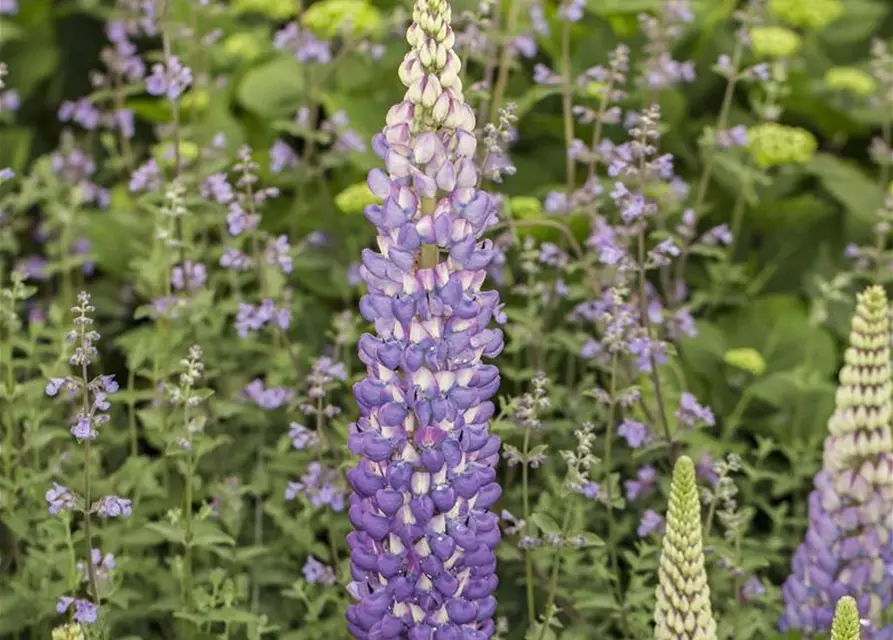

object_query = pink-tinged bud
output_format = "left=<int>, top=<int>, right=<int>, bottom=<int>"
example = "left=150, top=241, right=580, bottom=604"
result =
left=413, top=131, right=440, bottom=165
left=386, top=101, right=414, bottom=127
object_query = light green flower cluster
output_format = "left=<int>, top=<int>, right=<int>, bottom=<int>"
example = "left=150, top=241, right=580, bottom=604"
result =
left=768, top=0, right=844, bottom=31
left=823, top=285, right=893, bottom=473
left=654, top=456, right=717, bottom=640
left=335, top=181, right=378, bottom=214
left=723, top=347, right=767, bottom=376
left=825, top=67, right=878, bottom=98
left=830, top=596, right=862, bottom=640
left=747, top=123, right=817, bottom=168
left=51, top=624, right=85, bottom=640
left=749, top=26, right=802, bottom=59
left=304, top=0, right=382, bottom=38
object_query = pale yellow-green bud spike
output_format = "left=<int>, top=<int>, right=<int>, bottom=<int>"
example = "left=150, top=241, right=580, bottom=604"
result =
left=830, top=596, right=862, bottom=640
left=654, top=456, right=717, bottom=640
left=52, top=623, right=85, bottom=640
left=823, top=285, right=893, bottom=472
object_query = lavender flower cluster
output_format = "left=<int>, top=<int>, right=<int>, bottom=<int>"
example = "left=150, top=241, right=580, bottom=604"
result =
left=345, top=1, right=504, bottom=637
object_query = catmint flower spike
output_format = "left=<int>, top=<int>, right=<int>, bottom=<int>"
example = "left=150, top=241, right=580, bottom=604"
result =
left=654, top=455, right=717, bottom=640
left=831, top=596, right=862, bottom=640
left=780, top=285, right=893, bottom=638
left=346, top=0, right=504, bottom=638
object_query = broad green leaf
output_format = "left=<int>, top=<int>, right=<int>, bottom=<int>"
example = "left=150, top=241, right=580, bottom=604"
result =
left=237, top=56, right=306, bottom=118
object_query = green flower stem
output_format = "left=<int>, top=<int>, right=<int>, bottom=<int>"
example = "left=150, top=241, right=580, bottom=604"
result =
left=80, top=360, right=101, bottom=606
left=521, top=425, right=535, bottom=624
left=560, top=20, right=575, bottom=196
left=536, top=504, right=574, bottom=640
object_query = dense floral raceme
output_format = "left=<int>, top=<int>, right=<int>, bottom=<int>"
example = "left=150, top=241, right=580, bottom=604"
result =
left=780, top=285, right=893, bottom=639
left=831, top=596, right=863, bottom=640
left=344, top=0, right=504, bottom=638
left=654, top=455, right=717, bottom=640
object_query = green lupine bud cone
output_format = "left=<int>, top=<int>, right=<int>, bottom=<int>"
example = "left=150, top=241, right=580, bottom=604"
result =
left=654, top=456, right=717, bottom=640
left=831, top=596, right=862, bottom=640
left=824, top=285, right=893, bottom=473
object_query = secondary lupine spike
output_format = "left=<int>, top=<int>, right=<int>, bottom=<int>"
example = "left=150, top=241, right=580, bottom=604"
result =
left=654, top=455, right=717, bottom=640
left=780, top=285, right=893, bottom=638
left=344, top=0, right=505, bottom=637
left=831, top=596, right=863, bottom=640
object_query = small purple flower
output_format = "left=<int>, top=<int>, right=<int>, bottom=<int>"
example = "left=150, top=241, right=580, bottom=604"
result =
left=558, top=0, right=585, bottom=22
left=637, top=509, right=665, bottom=537
left=146, top=56, right=192, bottom=100
left=624, top=465, right=658, bottom=502
left=243, top=378, right=294, bottom=410
left=0, top=88, right=19, bottom=112
left=286, top=462, right=344, bottom=511
left=171, top=261, right=207, bottom=292
left=740, top=576, right=765, bottom=602
left=58, top=98, right=101, bottom=130
left=201, top=172, right=234, bottom=204
left=95, top=495, right=133, bottom=518
left=265, top=235, right=293, bottom=274
left=57, top=596, right=98, bottom=624
left=220, top=248, right=253, bottom=271
left=46, top=482, right=77, bottom=515
left=71, top=416, right=98, bottom=441
left=269, top=140, right=299, bottom=173
left=675, top=392, right=715, bottom=428
left=302, top=556, right=336, bottom=585
left=129, top=158, right=162, bottom=193
left=617, top=419, right=650, bottom=448
left=289, top=422, right=320, bottom=450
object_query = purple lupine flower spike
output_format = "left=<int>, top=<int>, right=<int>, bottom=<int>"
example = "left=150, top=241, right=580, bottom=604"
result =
left=780, top=286, right=893, bottom=638
left=345, top=1, right=504, bottom=638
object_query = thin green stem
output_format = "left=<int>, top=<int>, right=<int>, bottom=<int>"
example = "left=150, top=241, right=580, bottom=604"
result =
left=521, top=426, right=535, bottom=623
left=536, top=506, right=574, bottom=640
left=80, top=360, right=101, bottom=606
left=560, top=21, right=575, bottom=196
left=602, top=354, right=630, bottom=636
left=489, top=0, right=521, bottom=121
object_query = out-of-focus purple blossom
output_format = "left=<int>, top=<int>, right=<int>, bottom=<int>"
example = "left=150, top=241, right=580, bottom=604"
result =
left=220, top=249, right=253, bottom=271
left=637, top=509, right=665, bottom=537
left=582, top=481, right=601, bottom=500
left=201, top=172, right=234, bottom=204
left=512, top=34, right=537, bottom=58
left=58, top=98, right=101, bottom=130
left=171, top=261, right=207, bottom=291
left=274, top=23, right=332, bottom=63
left=558, top=0, right=586, bottom=22
left=269, top=140, right=299, bottom=173
left=46, top=482, right=77, bottom=515
left=534, top=63, right=561, bottom=85
left=130, top=158, right=162, bottom=192
left=303, top=556, right=337, bottom=585
left=234, top=299, right=291, bottom=337
left=146, top=56, right=192, bottom=100
left=716, top=125, right=749, bottom=149
left=675, top=392, right=715, bottom=428
left=701, top=224, right=733, bottom=246
left=530, top=3, right=549, bottom=36
left=243, top=378, right=294, bottom=410
left=57, top=597, right=98, bottom=624
left=226, top=202, right=261, bottom=236
left=77, top=548, right=116, bottom=584
left=265, top=235, right=293, bottom=274
left=289, top=422, right=321, bottom=450
left=71, top=237, right=95, bottom=276
left=741, top=576, right=766, bottom=602
left=286, top=462, right=345, bottom=511
left=0, top=88, right=19, bottom=112
left=628, top=336, right=668, bottom=372
left=696, top=453, right=720, bottom=488
left=625, top=465, right=658, bottom=501
left=95, top=495, right=133, bottom=518
left=16, top=255, right=48, bottom=281
left=618, top=419, right=651, bottom=448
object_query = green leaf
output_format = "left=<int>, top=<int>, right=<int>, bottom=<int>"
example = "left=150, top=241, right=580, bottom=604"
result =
left=191, top=520, right=237, bottom=548
left=820, top=0, right=889, bottom=46
left=576, top=532, right=605, bottom=547
left=146, top=521, right=186, bottom=545
left=806, top=153, right=884, bottom=229
left=531, top=512, right=562, bottom=536
left=237, top=56, right=306, bottom=118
